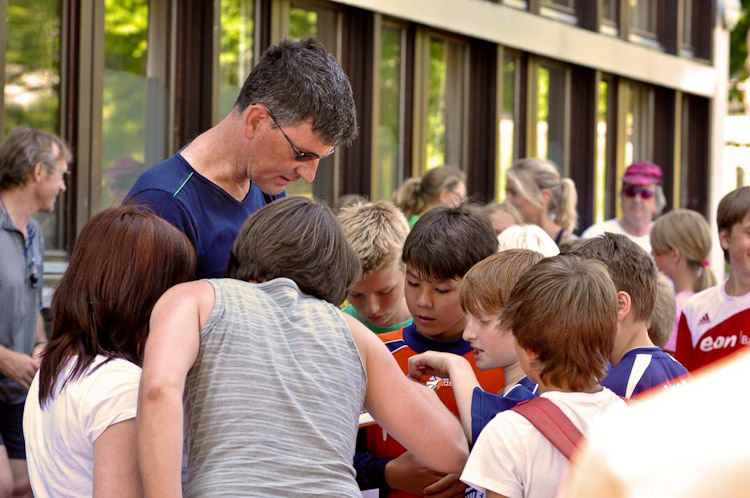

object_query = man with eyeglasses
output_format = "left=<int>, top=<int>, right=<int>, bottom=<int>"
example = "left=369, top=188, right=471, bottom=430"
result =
left=582, top=161, right=666, bottom=254
left=126, top=37, right=357, bottom=279
left=0, top=126, right=71, bottom=498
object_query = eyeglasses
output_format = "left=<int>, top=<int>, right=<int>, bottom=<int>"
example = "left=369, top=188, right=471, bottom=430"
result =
left=264, top=107, right=335, bottom=162
left=623, top=186, right=655, bottom=199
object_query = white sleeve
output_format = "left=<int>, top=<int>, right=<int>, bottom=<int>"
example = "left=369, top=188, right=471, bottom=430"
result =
left=460, top=411, right=526, bottom=498
left=83, top=360, right=142, bottom=443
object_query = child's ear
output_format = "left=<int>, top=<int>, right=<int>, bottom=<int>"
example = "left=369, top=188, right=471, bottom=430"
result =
left=539, top=188, right=551, bottom=207
left=719, top=228, right=731, bottom=251
left=670, top=247, right=681, bottom=264
left=616, top=291, right=631, bottom=323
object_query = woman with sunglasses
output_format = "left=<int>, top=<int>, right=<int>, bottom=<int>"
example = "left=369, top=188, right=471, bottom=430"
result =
left=582, top=161, right=666, bottom=254
left=22, top=207, right=195, bottom=498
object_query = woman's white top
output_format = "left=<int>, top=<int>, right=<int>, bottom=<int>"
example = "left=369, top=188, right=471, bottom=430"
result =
left=23, top=355, right=141, bottom=498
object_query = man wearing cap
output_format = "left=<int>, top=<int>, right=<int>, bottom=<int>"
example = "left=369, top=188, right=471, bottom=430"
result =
left=582, top=161, right=666, bottom=253
left=125, top=38, right=357, bottom=279
left=0, top=127, right=71, bottom=498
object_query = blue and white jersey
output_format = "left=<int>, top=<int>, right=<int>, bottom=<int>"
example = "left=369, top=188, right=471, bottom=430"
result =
left=602, top=347, right=689, bottom=399
left=470, top=377, right=538, bottom=444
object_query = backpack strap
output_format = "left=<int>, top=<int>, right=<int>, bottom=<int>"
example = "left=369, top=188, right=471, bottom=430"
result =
left=510, top=397, right=584, bottom=460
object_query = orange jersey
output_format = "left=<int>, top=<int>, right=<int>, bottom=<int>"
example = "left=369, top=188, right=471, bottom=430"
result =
left=366, top=324, right=505, bottom=497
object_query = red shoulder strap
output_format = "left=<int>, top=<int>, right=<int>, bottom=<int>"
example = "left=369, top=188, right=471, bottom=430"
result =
left=510, top=397, right=584, bottom=460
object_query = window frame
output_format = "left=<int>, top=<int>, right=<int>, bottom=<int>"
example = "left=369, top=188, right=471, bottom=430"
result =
left=411, top=27, right=470, bottom=177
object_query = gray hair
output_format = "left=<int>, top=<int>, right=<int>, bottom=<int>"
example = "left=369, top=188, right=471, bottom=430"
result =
left=0, top=127, right=72, bottom=191
left=233, top=38, right=358, bottom=147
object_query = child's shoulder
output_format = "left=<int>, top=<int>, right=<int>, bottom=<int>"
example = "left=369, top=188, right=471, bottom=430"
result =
left=602, top=347, right=688, bottom=398
left=683, top=280, right=750, bottom=324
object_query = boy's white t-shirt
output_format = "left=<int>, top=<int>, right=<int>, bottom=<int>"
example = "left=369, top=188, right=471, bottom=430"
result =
left=23, top=355, right=142, bottom=498
left=461, top=388, right=625, bottom=498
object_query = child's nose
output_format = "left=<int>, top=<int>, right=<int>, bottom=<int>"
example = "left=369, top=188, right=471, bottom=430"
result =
left=365, top=295, right=379, bottom=314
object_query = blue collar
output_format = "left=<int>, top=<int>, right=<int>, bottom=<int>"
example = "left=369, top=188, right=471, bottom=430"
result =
left=402, top=323, right=473, bottom=355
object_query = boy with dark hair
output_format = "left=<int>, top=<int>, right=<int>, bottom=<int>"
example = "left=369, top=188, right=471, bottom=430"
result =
left=360, top=203, right=501, bottom=498
left=676, top=187, right=750, bottom=371
left=460, top=255, right=626, bottom=498
left=566, top=233, right=688, bottom=398
left=407, top=249, right=543, bottom=445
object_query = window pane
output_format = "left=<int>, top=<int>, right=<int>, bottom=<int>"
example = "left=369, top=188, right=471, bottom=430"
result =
left=426, top=37, right=465, bottom=171
left=542, top=0, right=574, bottom=8
left=624, top=83, right=653, bottom=167
left=631, top=0, right=657, bottom=36
left=100, top=0, right=168, bottom=209
left=601, top=0, right=618, bottom=22
left=373, top=25, right=404, bottom=202
left=219, top=0, right=254, bottom=119
left=536, top=63, right=566, bottom=171
left=285, top=3, right=339, bottom=203
left=5, top=0, right=64, bottom=248
left=595, top=80, right=610, bottom=223
left=497, top=55, right=518, bottom=199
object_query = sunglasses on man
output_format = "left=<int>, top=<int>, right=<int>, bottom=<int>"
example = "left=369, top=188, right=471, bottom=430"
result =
left=623, top=186, right=655, bottom=199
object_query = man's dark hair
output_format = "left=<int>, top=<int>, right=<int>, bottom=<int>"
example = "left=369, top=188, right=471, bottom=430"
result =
left=402, top=203, right=498, bottom=281
left=234, top=37, right=357, bottom=147
left=226, top=196, right=361, bottom=306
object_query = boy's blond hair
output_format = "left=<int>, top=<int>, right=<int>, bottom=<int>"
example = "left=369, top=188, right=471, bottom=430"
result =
left=649, top=272, right=676, bottom=349
left=459, top=250, right=543, bottom=317
left=338, top=200, right=410, bottom=274
left=501, top=255, right=617, bottom=392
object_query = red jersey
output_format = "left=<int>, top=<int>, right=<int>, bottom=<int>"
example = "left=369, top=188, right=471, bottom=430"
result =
left=675, top=282, right=750, bottom=372
left=366, top=323, right=505, bottom=497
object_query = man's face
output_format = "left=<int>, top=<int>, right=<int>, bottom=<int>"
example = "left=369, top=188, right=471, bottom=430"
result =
left=36, top=155, right=68, bottom=213
left=621, top=183, right=658, bottom=229
left=248, top=113, right=334, bottom=196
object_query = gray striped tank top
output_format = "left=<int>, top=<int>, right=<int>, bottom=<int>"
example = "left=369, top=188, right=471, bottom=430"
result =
left=184, top=277, right=367, bottom=497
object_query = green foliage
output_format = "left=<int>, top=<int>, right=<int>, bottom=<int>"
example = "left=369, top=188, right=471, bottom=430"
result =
left=219, top=0, right=254, bottom=117
left=4, top=0, right=62, bottom=135
left=730, top=0, right=750, bottom=80
left=290, top=8, right=318, bottom=40
left=426, top=39, right=446, bottom=168
left=537, top=66, right=550, bottom=123
left=377, top=26, right=403, bottom=200
left=100, top=0, right=151, bottom=208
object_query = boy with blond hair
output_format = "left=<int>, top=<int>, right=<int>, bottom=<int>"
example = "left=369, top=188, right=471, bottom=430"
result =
left=677, top=187, right=750, bottom=371
left=407, top=249, right=543, bottom=446
left=361, top=203, right=502, bottom=498
left=566, top=234, right=688, bottom=398
left=461, top=255, right=626, bottom=498
left=338, top=200, right=412, bottom=334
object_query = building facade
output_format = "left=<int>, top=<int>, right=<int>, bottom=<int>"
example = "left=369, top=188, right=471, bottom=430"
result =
left=0, top=0, right=734, bottom=290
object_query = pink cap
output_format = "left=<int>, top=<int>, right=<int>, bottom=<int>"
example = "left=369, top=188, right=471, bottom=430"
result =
left=623, top=161, right=662, bottom=186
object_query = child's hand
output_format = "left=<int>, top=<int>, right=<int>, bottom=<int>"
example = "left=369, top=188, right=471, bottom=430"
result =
left=408, top=351, right=461, bottom=381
